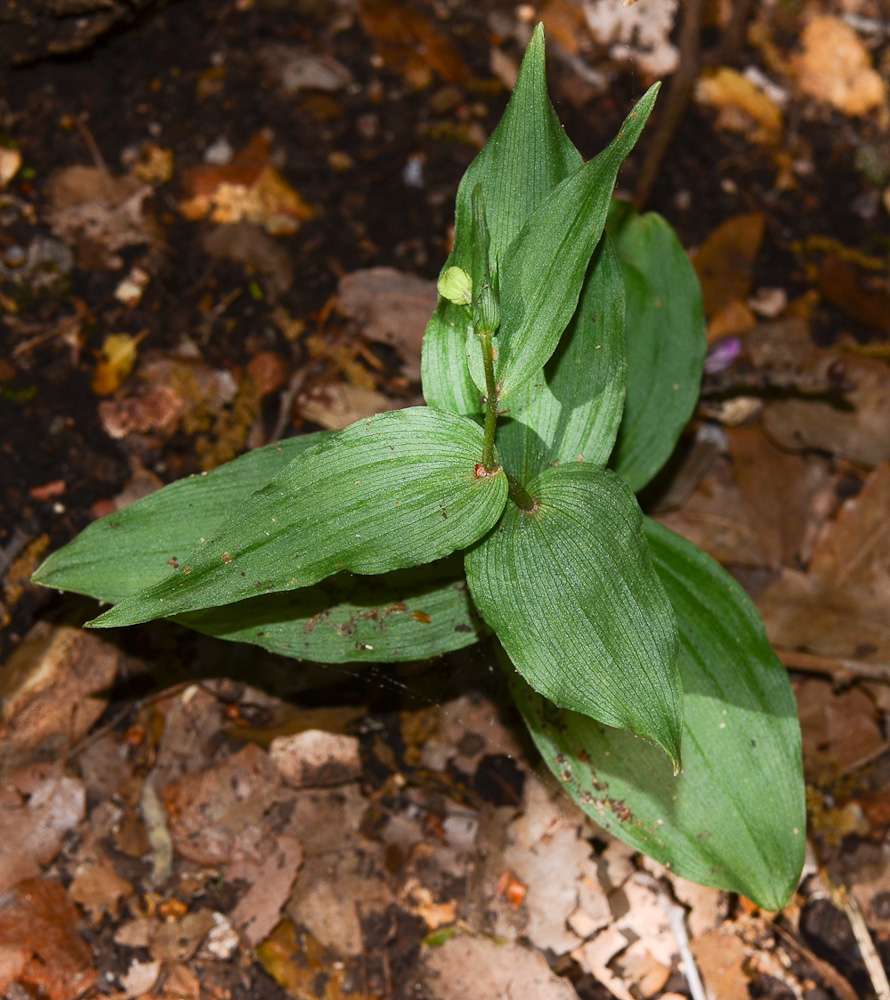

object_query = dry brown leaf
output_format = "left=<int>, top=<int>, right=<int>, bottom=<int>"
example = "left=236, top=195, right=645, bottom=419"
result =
left=691, top=928, right=751, bottom=1000
left=180, top=130, right=313, bottom=235
left=336, top=266, right=438, bottom=378
left=691, top=214, right=766, bottom=318
left=725, top=424, right=817, bottom=570
left=203, top=221, right=294, bottom=299
left=0, top=622, right=119, bottom=759
left=47, top=163, right=154, bottom=270
left=269, top=730, right=362, bottom=788
left=696, top=67, right=783, bottom=140
left=357, top=0, right=470, bottom=88
left=791, top=16, right=886, bottom=116
left=259, top=44, right=353, bottom=95
left=163, top=743, right=284, bottom=865
left=796, top=678, right=885, bottom=773
left=68, top=854, right=134, bottom=923
left=0, top=770, right=86, bottom=896
left=229, top=834, right=304, bottom=946
left=423, top=935, right=581, bottom=1000
left=0, top=148, right=22, bottom=188
left=298, top=383, right=399, bottom=429
left=98, top=384, right=186, bottom=440
left=0, top=878, right=96, bottom=1000
left=819, top=254, right=890, bottom=336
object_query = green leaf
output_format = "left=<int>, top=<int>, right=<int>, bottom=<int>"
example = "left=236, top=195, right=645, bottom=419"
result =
left=495, top=236, right=627, bottom=485
left=178, top=558, right=485, bottom=663
left=465, top=464, right=682, bottom=766
left=468, top=86, right=660, bottom=402
left=89, top=407, right=508, bottom=628
left=421, top=24, right=582, bottom=417
left=512, top=518, right=805, bottom=910
left=32, top=432, right=329, bottom=605
left=607, top=202, right=706, bottom=493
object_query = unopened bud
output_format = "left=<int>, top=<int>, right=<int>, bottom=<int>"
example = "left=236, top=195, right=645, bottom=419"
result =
left=437, top=266, right=473, bottom=307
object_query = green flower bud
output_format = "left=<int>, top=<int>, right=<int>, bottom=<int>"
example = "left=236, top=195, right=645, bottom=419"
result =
left=437, top=266, right=473, bottom=307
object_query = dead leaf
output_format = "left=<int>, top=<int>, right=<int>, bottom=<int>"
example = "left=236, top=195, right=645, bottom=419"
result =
left=0, top=622, right=119, bottom=760
left=583, top=0, right=678, bottom=77
left=298, top=383, right=399, bottom=429
left=357, top=0, right=470, bottom=88
left=98, top=384, right=186, bottom=440
left=0, top=147, right=22, bottom=188
left=0, top=770, right=86, bottom=895
left=691, top=928, right=751, bottom=1000
left=163, top=743, right=283, bottom=865
left=758, top=463, right=890, bottom=663
left=92, top=331, right=146, bottom=396
left=0, top=878, right=96, bottom=1000
left=260, top=44, right=353, bottom=95
left=791, top=16, right=887, bottom=116
left=422, top=934, right=581, bottom=1000
left=696, top=67, right=783, bottom=140
left=230, top=834, right=304, bottom=946
left=47, top=163, right=155, bottom=270
left=691, top=214, right=765, bottom=318
left=796, top=678, right=884, bottom=774
left=819, top=254, right=890, bottom=336
left=336, top=266, right=438, bottom=378
left=180, top=130, right=313, bottom=235
left=69, top=853, right=134, bottom=923
left=269, top=730, right=362, bottom=788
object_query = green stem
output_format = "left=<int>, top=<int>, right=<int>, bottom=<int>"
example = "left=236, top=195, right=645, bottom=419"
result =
left=479, top=328, right=500, bottom=474
left=507, top=474, right=538, bottom=513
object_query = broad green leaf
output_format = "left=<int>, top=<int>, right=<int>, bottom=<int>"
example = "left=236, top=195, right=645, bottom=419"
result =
left=179, top=558, right=485, bottom=663
left=465, top=464, right=682, bottom=766
left=512, top=518, right=805, bottom=910
left=421, top=24, right=582, bottom=417
left=607, top=202, right=706, bottom=493
left=89, top=406, right=508, bottom=628
left=496, top=237, right=627, bottom=485
left=467, top=86, right=659, bottom=401
left=32, top=432, right=329, bottom=605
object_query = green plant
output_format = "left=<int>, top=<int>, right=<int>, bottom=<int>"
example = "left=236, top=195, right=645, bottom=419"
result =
left=33, top=27, right=804, bottom=909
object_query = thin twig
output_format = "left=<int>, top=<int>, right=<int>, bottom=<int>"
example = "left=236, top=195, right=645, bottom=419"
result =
left=775, top=648, right=890, bottom=685
left=634, top=0, right=706, bottom=208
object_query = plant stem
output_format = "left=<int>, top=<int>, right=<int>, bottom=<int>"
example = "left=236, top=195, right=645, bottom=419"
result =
left=479, top=327, right=500, bottom=474
left=507, top=474, right=538, bottom=513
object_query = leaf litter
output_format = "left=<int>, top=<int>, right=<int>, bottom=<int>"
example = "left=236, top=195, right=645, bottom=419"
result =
left=3, top=0, right=890, bottom=997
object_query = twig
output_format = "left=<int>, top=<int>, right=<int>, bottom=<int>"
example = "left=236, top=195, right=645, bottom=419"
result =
left=842, top=889, right=890, bottom=1000
left=269, top=364, right=308, bottom=444
left=634, top=0, right=706, bottom=208
left=775, top=648, right=890, bottom=685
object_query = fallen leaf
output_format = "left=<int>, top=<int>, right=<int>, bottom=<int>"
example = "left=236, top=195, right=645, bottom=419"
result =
left=357, top=0, right=470, bottom=88
left=691, top=928, right=751, bottom=1000
left=0, top=770, right=86, bottom=895
left=796, top=678, right=884, bottom=774
left=69, top=854, right=134, bottom=923
left=691, top=214, right=766, bottom=318
left=0, top=622, right=120, bottom=757
left=47, top=163, right=155, bottom=270
left=163, top=743, right=283, bottom=865
left=0, top=147, right=22, bottom=188
left=818, top=254, right=890, bottom=336
left=791, top=16, right=886, bottom=116
left=422, top=934, right=580, bottom=1000
left=203, top=221, right=294, bottom=299
left=269, top=730, right=362, bottom=788
left=0, top=878, right=96, bottom=1000
left=180, top=130, right=313, bottom=235
left=260, top=44, right=353, bottom=95
left=229, top=834, right=304, bottom=946
left=298, top=383, right=400, bottom=429
left=98, top=384, right=186, bottom=439
left=336, top=266, right=437, bottom=378
left=92, top=331, right=146, bottom=396
left=696, top=67, right=783, bottom=140
left=583, top=0, right=678, bottom=77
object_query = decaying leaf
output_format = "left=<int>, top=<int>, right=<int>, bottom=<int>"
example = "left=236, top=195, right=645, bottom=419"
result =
left=791, top=16, right=887, bottom=116
left=180, top=130, right=313, bottom=235
left=691, top=213, right=765, bottom=319
left=696, top=67, right=783, bottom=141
left=0, top=879, right=96, bottom=1000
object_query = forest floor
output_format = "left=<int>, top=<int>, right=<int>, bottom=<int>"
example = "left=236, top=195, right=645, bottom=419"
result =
left=1, top=0, right=890, bottom=997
